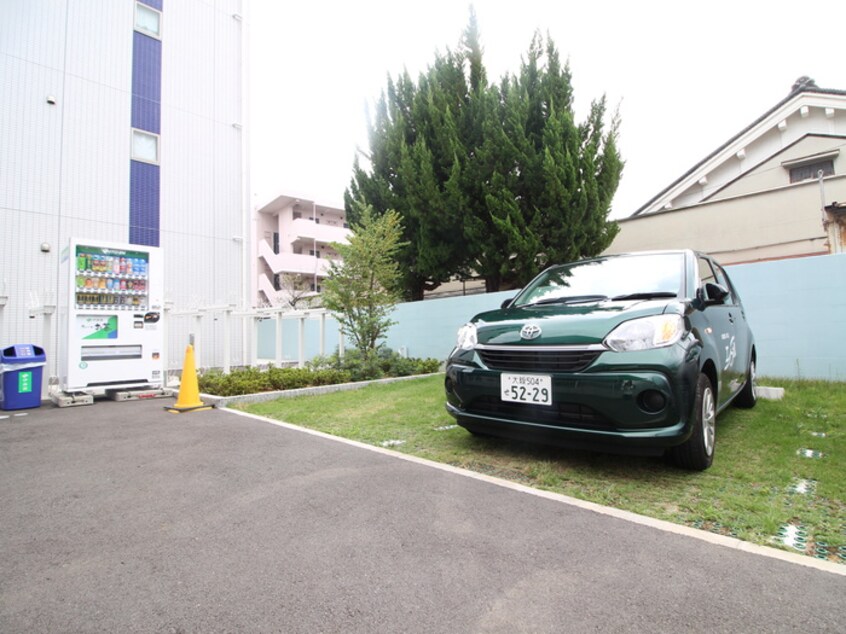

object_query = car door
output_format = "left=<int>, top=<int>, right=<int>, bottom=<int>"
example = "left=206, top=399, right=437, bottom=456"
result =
left=696, top=256, right=740, bottom=409
left=711, top=260, right=751, bottom=395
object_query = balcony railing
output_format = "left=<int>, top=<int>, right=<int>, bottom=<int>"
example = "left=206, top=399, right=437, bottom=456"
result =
left=257, top=272, right=278, bottom=306
left=258, top=240, right=333, bottom=276
left=289, top=218, right=351, bottom=246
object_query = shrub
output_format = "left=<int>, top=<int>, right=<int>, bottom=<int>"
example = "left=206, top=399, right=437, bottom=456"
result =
left=307, top=348, right=442, bottom=382
left=265, top=367, right=350, bottom=390
left=197, top=348, right=442, bottom=396
left=197, top=366, right=351, bottom=397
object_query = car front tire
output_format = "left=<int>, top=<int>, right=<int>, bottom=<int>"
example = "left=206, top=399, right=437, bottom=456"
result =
left=670, top=373, right=716, bottom=471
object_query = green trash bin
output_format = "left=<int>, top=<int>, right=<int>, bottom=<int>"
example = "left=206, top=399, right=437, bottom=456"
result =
left=0, top=344, right=46, bottom=410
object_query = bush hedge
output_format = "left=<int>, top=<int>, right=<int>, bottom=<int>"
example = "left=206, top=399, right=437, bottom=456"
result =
left=197, top=348, right=442, bottom=397
left=198, top=367, right=351, bottom=397
left=307, top=348, right=442, bottom=382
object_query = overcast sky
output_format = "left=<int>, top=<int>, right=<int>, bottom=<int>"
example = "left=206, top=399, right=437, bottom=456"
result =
left=247, top=0, right=844, bottom=218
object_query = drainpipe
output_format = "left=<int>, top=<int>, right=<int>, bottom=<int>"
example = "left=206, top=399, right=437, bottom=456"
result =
left=817, top=170, right=841, bottom=254
left=0, top=281, right=7, bottom=346
left=818, top=169, right=827, bottom=224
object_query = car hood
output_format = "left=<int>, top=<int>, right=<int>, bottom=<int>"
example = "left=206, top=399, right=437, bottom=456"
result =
left=472, top=299, right=684, bottom=346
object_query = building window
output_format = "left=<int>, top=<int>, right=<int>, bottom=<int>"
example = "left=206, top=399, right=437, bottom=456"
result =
left=135, top=2, right=162, bottom=39
left=789, top=160, right=834, bottom=183
left=131, top=129, right=159, bottom=164
left=293, top=212, right=301, bottom=220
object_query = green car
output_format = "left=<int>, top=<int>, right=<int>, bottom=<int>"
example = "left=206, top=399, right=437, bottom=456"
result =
left=444, top=250, right=757, bottom=470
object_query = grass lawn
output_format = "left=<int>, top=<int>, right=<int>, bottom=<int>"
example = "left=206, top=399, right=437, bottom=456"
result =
left=236, top=374, right=845, bottom=563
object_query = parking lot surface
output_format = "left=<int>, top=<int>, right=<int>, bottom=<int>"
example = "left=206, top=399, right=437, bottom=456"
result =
left=1, top=398, right=844, bottom=633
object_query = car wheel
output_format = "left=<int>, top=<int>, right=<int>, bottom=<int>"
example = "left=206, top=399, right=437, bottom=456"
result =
left=670, top=373, right=716, bottom=471
left=734, top=358, right=757, bottom=409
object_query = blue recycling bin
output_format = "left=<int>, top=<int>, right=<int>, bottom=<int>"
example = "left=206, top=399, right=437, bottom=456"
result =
left=0, top=344, right=46, bottom=410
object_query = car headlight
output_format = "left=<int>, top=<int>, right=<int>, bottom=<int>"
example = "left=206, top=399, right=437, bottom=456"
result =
left=604, top=315, right=684, bottom=352
left=456, top=322, right=478, bottom=350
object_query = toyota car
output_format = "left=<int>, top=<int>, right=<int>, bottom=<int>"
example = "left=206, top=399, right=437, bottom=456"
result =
left=444, top=250, right=757, bottom=470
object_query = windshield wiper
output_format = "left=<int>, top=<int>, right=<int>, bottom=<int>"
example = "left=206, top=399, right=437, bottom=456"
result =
left=610, top=292, right=678, bottom=301
left=528, top=294, right=609, bottom=306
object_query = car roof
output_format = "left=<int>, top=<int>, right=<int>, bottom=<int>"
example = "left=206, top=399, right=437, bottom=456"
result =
left=609, top=249, right=695, bottom=258
left=560, top=250, right=696, bottom=266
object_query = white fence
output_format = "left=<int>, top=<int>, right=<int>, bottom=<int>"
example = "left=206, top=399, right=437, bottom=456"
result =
left=164, top=307, right=344, bottom=381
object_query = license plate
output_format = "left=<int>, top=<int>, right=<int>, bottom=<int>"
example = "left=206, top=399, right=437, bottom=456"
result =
left=500, top=373, right=552, bottom=406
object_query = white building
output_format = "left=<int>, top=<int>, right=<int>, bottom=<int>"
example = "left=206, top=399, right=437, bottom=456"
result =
left=254, top=195, right=351, bottom=308
left=1, top=0, right=249, bottom=380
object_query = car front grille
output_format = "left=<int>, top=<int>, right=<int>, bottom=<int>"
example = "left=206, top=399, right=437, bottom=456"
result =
left=469, top=397, right=613, bottom=431
left=477, top=346, right=602, bottom=373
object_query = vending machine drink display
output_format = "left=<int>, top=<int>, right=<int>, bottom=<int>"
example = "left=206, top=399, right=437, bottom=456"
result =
left=59, top=239, right=164, bottom=392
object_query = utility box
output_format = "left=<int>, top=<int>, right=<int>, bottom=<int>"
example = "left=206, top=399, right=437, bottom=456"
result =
left=0, top=344, right=46, bottom=410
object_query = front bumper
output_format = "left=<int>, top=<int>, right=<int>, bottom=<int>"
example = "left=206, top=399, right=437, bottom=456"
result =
left=444, top=346, right=699, bottom=453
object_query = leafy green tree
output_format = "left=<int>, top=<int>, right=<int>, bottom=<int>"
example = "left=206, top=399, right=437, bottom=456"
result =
left=346, top=52, right=471, bottom=301
left=322, top=202, right=406, bottom=361
left=464, top=75, right=537, bottom=291
left=348, top=11, right=623, bottom=296
left=466, top=33, right=622, bottom=290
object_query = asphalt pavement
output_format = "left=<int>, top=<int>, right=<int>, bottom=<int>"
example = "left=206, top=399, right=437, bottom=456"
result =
left=1, top=397, right=844, bottom=633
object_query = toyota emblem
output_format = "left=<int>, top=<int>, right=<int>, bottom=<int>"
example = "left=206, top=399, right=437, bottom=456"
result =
left=520, top=324, right=542, bottom=340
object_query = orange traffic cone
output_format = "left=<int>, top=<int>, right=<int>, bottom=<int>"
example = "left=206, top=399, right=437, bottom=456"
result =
left=165, top=344, right=213, bottom=413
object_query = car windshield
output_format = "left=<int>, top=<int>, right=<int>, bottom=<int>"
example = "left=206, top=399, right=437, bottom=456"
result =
left=512, top=253, right=685, bottom=307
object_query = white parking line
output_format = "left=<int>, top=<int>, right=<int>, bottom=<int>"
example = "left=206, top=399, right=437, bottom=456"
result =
left=225, top=406, right=846, bottom=577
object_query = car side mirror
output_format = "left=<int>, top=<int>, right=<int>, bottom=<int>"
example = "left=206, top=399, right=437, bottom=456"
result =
left=501, top=297, right=514, bottom=309
left=701, top=282, right=729, bottom=305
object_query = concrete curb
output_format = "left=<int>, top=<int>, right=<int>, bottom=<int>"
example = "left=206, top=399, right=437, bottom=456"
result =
left=226, top=406, right=846, bottom=577
left=756, top=386, right=785, bottom=400
left=204, top=372, right=442, bottom=407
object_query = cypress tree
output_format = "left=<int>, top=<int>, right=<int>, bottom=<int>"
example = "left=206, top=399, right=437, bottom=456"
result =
left=346, top=12, right=623, bottom=297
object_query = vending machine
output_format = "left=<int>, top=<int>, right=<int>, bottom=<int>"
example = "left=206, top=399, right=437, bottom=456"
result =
left=59, top=238, right=164, bottom=392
